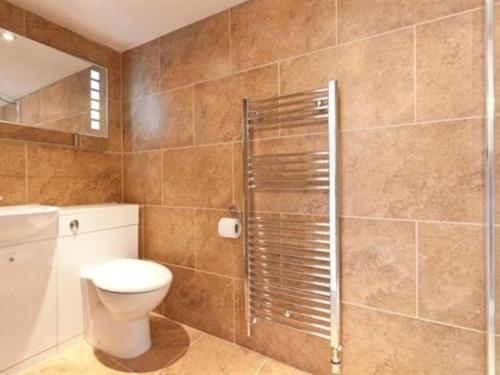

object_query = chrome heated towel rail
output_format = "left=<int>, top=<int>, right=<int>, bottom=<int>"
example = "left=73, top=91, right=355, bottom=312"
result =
left=242, top=81, right=341, bottom=374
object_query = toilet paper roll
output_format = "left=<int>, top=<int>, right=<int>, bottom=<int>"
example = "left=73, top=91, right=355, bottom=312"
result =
left=218, top=217, right=241, bottom=239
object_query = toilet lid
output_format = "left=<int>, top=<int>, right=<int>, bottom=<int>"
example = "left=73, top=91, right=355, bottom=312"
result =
left=92, top=259, right=172, bottom=294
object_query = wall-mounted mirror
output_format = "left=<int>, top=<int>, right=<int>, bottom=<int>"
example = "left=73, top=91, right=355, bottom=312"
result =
left=0, top=28, right=107, bottom=138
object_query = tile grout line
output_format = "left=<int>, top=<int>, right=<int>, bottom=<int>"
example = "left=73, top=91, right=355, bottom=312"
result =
left=189, top=332, right=206, bottom=348
left=24, top=144, right=28, bottom=203
left=121, top=114, right=485, bottom=156
left=413, top=25, right=417, bottom=123
left=231, top=144, right=236, bottom=205
left=193, top=208, right=197, bottom=270
left=149, top=258, right=244, bottom=282
left=232, top=279, right=237, bottom=343
left=228, top=8, right=232, bottom=69
left=123, top=5, right=482, bottom=105
left=138, top=208, right=485, bottom=227
left=160, top=151, right=164, bottom=205
left=254, top=357, right=268, bottom=375
left=191, top=84, right=196, bottom=146
left=335, top=0, right=339, bottom=44
left=415, top=221, right=419, bottom=317
left=343, top=215, right=484, bottom=226
left=342, top=301, right=485, bottom=334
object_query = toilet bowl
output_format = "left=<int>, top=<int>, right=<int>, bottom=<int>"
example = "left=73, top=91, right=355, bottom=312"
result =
left=82, top=259, right=172, bottom=359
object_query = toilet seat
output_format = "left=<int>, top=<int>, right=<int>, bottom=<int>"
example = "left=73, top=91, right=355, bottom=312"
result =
left=91, top=259, right=172, bottom=294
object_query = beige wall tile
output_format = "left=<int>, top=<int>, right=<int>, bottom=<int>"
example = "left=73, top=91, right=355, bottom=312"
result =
left=193, top=65, right=279, bottom=145
left=341, top=218, right=416, bottom=315
left=159, top=11, right=230, bottom=90
left=234, top=280, right=331, bottom=375
left=230, top=0, right=336, bottom=71
left=418, top=223, right=485, bottom=330
left=0, top=0, right=24, bottom=35
left=338, top=0, right=483, bottom=44
left=143, top=206, right=195, bottom=267
left=343, top=304, right=486, bottom=374
left=194, top=209, right=244, bottom=279
left=280, top=29, right=414, bottom=130
left=105, top=99, right=122, bottom=152
left=106, top=50, right=122, bottom=102
left=27, top=144, right=121, bottom=205
left=163, top=144, right=233, bottom=209
left=0, top=141, right=26, bottom=205
left=124, top=86, right=193, bottom=151
left=123, top=152, right=162, bottom=205
left=123, top=39, right=160, bottom=102
left=341, top=119, right=484, bottom=222
left=416, top=10, right=484, bottom=121
left=163, top=265, right=235, bottom=341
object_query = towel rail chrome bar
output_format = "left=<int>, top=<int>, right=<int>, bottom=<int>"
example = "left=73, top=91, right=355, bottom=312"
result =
left=243, top=81, right=341, bottom=374
left=249, top=88, right=328, bottom=106
left=250, top=284, right=331, bottom=302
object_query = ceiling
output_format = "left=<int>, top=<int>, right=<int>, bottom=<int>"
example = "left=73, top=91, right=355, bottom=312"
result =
left=0, top=32, right=91, bottom=100
left=8, top=0, right=247, bottom=52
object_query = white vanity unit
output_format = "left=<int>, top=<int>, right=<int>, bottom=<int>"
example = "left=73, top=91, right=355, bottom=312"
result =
left=0, top=204, right=140, bottom=374
left=0, top=205, right=60, bottom=374
left=58, top=204, right=139, bottom=344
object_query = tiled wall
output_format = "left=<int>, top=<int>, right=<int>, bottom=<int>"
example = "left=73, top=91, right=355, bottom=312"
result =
left=0, top=0, right=122, bottom=206
left=122, top=0, right=492, bottom=373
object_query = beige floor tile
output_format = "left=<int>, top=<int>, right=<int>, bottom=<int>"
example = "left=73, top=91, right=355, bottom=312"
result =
left=21, top=315, right=307, bottom=375
left=100, top=314, right=203, bottom=373
left=159, top=334, right=265, bottom=374
left=257, top=358, right=310, bottom=375
left=23, top=339, right=130, bottom=375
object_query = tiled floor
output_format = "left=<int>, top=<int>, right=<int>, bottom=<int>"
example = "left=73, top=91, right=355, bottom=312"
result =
left=22, top=314, right=309, bottom=375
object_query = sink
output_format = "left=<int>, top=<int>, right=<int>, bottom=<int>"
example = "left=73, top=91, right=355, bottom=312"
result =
left=0, top=205, right=60, bottom=245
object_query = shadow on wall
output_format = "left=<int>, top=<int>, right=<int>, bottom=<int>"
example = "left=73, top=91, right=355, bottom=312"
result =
left=94, top=314, right=191, bottom=372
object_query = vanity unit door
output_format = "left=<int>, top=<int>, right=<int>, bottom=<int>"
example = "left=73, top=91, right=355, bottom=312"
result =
left=0, top=239, right=57, bottom=372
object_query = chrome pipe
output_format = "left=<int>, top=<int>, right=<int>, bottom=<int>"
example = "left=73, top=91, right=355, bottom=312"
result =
left=485, top=1, right=496, bottom=374
left=328, top=80, right=341, bottom=374
left=242, top=97, right=253, bottom=336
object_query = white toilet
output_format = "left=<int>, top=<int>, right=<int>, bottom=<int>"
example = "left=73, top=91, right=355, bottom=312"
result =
left=83, top=259, right=172, bottom=358
left=57, top=204, right=173, bottom=359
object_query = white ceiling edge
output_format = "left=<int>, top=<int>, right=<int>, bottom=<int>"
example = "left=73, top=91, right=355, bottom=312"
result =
left=8, top=0, right=247, bottom=52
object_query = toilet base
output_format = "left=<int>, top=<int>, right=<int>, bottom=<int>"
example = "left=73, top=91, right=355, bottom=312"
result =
left=82, top=280, right=152, bottom=359
left=85, top=304, right=151, bottom=358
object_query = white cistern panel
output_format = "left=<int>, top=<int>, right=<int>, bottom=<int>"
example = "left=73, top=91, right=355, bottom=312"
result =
left=57, top=204, right=139, bottom=344
left=0, top=239, right=57, bottom=372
